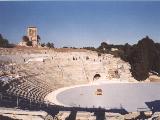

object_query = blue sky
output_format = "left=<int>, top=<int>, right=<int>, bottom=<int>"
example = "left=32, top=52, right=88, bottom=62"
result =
left=0, top=1, right=160, bottom=48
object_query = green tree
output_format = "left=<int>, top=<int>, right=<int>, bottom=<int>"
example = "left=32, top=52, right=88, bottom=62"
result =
left=46, top=42, right=54, bottom=48
left=0, top=34, right=9, bottom=47
left=128, top=36, right=160, bottom=80
left=22, top=36, right=29, bottom=42
left=97, top=42, right=110, bottom=53
left=37, top=35, right=41, bottom=43
left=0, top=34, right=3, bottom=39
left=46, top=42, right=51, bottom=48
left=50, top=43, right=54, bottom=48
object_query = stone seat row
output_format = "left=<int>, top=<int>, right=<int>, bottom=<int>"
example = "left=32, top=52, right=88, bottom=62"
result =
left=7, top=77, right=53, bottom=102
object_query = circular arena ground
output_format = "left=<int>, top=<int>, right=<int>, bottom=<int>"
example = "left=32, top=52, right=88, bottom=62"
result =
left=45, top=83, right=160, bottom=113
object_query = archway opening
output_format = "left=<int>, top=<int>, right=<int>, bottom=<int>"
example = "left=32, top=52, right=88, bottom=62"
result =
left=93, top=74, right=101, bottom=81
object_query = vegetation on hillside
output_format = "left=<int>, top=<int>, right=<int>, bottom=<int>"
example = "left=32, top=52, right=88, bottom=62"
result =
left=41, top=42, right=54, bottom=48
left=0, top=34, right=9, bottom=47
left=22, top=36, right=29, bottom=42
left=46, top=42, right=54, bottom=48
left=84, top=36, right=160, bottom=81
left=123, top=36, right=160, bottom=80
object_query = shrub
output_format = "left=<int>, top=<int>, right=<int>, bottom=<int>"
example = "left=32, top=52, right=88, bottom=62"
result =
left=26, top=41, right=32, bottom=46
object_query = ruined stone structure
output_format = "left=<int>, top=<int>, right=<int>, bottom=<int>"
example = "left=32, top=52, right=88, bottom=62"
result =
left=18, top=26, right=40, bottom=47
left=27, top=27, right=40, bottom=47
